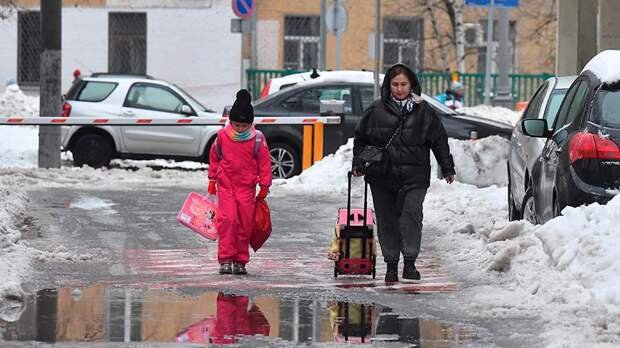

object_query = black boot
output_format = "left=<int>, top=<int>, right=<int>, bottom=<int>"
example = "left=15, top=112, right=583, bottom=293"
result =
left=402, top=260, right=421, bottom=280
left=219, top=262, right=232, bottom=274
left=385, top=262, right=399, bottom=283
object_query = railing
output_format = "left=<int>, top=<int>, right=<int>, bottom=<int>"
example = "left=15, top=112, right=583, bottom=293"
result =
left=247, top=68, right=553, bottom=108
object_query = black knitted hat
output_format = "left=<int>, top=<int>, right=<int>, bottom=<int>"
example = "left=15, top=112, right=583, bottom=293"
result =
left=229, top=89, right=254, bottom=123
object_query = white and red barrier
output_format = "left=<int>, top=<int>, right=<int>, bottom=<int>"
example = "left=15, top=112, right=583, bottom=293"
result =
left=0, top=116, right=341, bottom=126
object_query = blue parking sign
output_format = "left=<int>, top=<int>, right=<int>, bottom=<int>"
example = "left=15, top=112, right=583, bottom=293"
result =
left=465, top=0, right=519, bottom=7
left=232, top=0, right=255, bottom=19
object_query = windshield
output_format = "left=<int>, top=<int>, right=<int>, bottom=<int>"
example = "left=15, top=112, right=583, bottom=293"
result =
left=172, top=84, right=214, bottom=113
left=592, top=86, right=620, bottom=128
left=423, top=93, right=459, bottom=115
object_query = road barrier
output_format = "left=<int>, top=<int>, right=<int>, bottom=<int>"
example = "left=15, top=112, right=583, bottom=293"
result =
left=0, top=116, right=341, bottom=169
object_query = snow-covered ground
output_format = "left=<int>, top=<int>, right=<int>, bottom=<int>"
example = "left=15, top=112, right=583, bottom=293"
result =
left=1, top=84, right=619, bottom=346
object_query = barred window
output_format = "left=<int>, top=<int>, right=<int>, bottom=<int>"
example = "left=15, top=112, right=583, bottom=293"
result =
left=109, top=12, right=147, bottom=74
left=383, top=17, right=424, bottom=71
left=18, top=11, right=41, bottom=85
left=283, top=16, right=320, bottom=70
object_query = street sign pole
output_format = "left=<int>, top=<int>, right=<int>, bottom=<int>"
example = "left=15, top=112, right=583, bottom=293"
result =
left=320, top=0, right=327, bottom=70
left=494, top=7, right=513, bottom=107
left=335, top=0, right=341, bottom=70
left=483, top=0, right=495, bottom=105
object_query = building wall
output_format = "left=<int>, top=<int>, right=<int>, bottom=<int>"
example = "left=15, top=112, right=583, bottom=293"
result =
left=2, top=0, right=240, bottom=111
left=255, top=0, right=557, bottom=74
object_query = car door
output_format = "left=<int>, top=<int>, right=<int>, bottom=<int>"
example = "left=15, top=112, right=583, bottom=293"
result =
left=538, top=79, right=589, bottom=221
left=510, top=81, right=548, bottom=203
left=119, top=83, right=201, bottom=156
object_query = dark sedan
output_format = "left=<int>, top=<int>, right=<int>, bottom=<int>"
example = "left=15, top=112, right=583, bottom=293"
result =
left=521, top=65, right=620, bottom=223
left=240, top=79, right=514, bottom=179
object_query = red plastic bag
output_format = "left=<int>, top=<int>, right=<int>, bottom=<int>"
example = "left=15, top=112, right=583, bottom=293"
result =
left=251, top=199, right=272, bottom=252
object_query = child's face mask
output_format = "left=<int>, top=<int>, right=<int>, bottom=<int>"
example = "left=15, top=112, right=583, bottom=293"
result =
left=231, top=121, right=252, bottom=133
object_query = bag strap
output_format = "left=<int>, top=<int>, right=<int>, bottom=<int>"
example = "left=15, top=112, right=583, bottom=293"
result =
left=383, top=122, right=402, bottom=150
left=215, top=131, right=263, bottom=160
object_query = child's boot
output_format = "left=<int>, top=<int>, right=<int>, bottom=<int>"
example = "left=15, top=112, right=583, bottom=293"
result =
left=385, top=262, right=399, bottom=283
left=219, top=262, right=232, bottom=274
left=232, top=262, right=247, bottom=275
left=402, top=259, right=421, bottom=280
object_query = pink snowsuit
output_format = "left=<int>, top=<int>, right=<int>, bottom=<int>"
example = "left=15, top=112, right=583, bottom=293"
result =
left=208, top=128, right=272, bottom=264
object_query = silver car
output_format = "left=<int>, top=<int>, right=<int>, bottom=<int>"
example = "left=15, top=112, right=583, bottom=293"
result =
left=507, top=75, right=576, bottom=222
left=61, top=74, right=221, bottom=167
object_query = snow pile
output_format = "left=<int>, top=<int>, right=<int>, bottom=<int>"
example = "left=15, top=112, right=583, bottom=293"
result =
left=0, top=180, right=33, bottom=319
left=276, top=136, right=509, bottom=194
left=581, top=50, right=620, bottom=84
left=0, top=84, right=39, bottom=117
left=425, top=180, right=620, bottom=346
left=447, top=136, right=509, bottom=187
left=460, top=104, right=522, bottom=126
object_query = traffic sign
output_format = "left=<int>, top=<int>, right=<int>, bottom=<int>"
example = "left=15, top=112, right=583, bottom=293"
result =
left=325, top=3, right=348, bottom=36
left=232, top=0, right=255, bottom=19
left=465, top=0, right=518, bottom=7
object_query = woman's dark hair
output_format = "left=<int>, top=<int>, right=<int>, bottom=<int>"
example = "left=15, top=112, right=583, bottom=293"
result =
left=388, top=65, right=415, bottom=84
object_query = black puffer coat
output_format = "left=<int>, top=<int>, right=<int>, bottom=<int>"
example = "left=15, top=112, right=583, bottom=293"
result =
left=353, top=64, right=456, bottom=191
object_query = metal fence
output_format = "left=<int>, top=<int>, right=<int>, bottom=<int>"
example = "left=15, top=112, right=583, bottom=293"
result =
left=247, top=68, right=552, bottom=107
left=17, top=10, right=40, bottom=86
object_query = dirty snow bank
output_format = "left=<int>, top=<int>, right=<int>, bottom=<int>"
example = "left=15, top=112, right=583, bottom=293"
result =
left=276, top=135, right=510, bottom=195
left=425, top=180, right=620, bottom=347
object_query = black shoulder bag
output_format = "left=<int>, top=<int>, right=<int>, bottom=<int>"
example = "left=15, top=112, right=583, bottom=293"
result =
left=355, top=122, right=402, bottom=177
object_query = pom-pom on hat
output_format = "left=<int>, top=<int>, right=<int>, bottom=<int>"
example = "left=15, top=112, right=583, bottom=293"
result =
left=228, top=89, right=254, bottom=124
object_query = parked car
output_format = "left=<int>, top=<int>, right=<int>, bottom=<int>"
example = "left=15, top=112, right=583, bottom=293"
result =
left=507, top=75, right=576, bottom=221
left=242, top=71, right=514, bottom=179
left=520, top=51, right=620, bottom=223
left=61, top=73, right=222, bottom=168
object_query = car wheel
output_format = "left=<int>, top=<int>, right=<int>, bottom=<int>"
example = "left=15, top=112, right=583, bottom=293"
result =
left=270, top=142, right=300, bottom=179
left=72, top=134, right=113, bottom=168
left=507, top=169, right=521, bottom=221
left=521, top=188, right=537, bottom=224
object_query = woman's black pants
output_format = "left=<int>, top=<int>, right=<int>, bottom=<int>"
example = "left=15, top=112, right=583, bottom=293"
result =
left=370, top=184, right=427, bottom=264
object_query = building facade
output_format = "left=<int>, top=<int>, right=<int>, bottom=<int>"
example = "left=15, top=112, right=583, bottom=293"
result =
left=0, top=0, right=241, bottom=111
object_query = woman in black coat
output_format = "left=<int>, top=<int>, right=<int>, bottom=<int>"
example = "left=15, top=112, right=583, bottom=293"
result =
left=353, top=63, right=456, bottom=283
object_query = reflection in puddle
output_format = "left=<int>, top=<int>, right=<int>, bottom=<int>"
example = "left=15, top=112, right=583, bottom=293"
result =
left=0, top=284, right=475, bottom=346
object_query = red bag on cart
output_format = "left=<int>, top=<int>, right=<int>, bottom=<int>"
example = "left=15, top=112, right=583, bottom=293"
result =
left=251, top=199, right=272, bottom=251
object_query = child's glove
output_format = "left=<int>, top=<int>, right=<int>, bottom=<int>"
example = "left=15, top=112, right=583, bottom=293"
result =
left=256, top=186, right=269, bottom=200
left=208, top=180, right=216, bottom=195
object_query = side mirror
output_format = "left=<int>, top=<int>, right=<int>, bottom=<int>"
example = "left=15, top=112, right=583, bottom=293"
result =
left=521, top=119, right=549, bottom=138
left=319, top=99, right=345, bottom=116
left=181, top=105, right=193, bottom=115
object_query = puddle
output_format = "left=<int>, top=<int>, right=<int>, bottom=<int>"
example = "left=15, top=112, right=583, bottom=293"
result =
left=0, top=284, right=477, bottom=346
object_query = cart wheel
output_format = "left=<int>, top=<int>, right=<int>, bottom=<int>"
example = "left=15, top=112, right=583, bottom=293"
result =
left=334, top=267, right=338, bottom=278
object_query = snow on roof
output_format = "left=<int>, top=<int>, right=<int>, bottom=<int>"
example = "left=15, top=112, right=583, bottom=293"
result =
left=581, top=50, right=620, bottom=84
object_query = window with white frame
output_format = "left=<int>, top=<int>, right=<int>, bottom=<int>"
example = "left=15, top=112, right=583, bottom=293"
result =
left=283, top=16, right=320, bottom=70
left=383, top=17, right=424, bottom=71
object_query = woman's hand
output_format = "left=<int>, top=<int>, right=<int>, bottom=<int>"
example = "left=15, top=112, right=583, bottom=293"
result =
left=445, top=175, right=455, bottom=184
left=352, top=170, right=364, bottom=177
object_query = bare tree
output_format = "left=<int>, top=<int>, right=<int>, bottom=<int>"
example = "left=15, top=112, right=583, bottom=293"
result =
left=426, top=0, right=449, bottom=68
left=0, top=0, right=17, bottom=20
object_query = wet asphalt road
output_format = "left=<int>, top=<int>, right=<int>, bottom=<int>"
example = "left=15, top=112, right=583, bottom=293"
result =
left=0, top=183, right=542, bottom=347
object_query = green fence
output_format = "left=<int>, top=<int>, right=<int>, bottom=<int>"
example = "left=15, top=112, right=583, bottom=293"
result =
left=247, top=68, right=553, bottom=108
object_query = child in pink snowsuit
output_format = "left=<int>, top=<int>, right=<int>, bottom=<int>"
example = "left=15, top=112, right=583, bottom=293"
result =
left=207, top=89, right=272, bottom=275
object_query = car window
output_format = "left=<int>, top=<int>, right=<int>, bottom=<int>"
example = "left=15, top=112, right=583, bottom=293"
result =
left=553, top=81, right=581, bottom=131
left=125, top=84, right=186, bottom=113
left=76, top=82, right=117, bottom=102
left=360, top=86, right=376, bottom=111
left=521, top=83, right=547, bottom=120
left=562, top=81, right=589, bottom=127
left=592, top=86, right=620, bottom=128
left=281, top=86, right=352, bottom=114
left=543, top=89, right=567, bottom=130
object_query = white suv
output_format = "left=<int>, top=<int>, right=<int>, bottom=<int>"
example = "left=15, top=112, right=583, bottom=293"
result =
left=61, top=73, right=222, bottom=168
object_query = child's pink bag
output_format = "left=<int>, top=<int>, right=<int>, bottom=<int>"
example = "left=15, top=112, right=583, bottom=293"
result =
left=177, top=192, right=218, bottom=240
